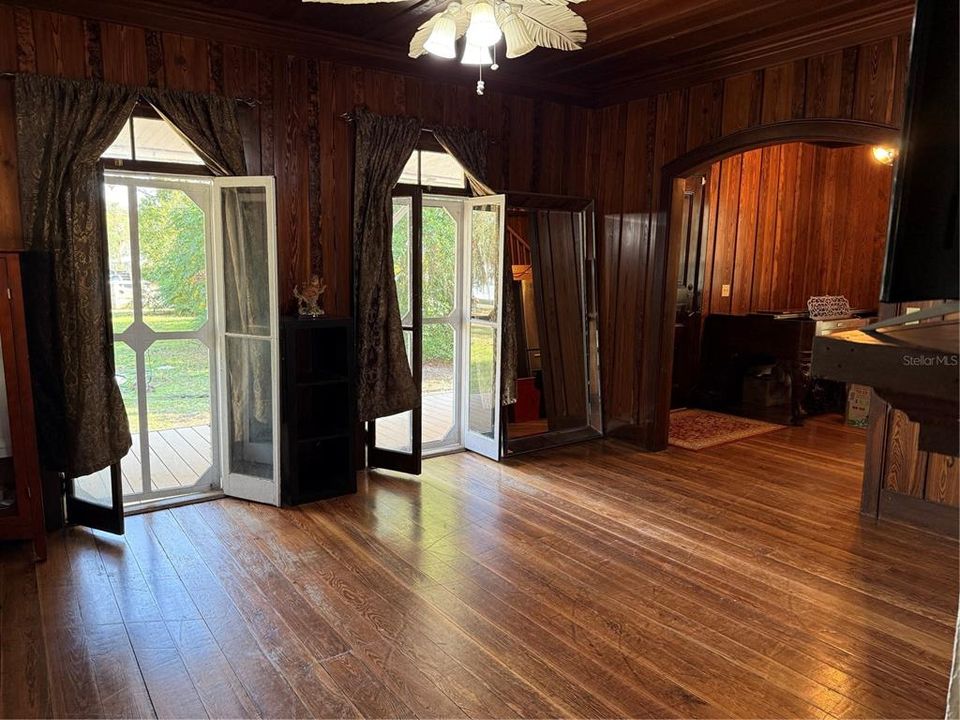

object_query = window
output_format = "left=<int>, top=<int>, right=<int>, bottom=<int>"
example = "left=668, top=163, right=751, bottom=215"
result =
left=399, top=149, right=467, bottom=189
left=103, top=112, right=205, bottom=166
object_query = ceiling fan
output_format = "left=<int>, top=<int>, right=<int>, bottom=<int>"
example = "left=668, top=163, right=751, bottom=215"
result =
left=302, top=0, right=589, bottom=94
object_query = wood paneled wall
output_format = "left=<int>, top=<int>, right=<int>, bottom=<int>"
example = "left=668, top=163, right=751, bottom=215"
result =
left=591, top=34, right=911, bottom=437
left=881, top=410, right=959, bottom=506
left=701, top=142, right=893, bottom=317
left=0, top=3, right=593, bottom=316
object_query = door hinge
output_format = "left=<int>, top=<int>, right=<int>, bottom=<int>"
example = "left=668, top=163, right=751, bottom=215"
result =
left=6, top=288, right=11, bottom=300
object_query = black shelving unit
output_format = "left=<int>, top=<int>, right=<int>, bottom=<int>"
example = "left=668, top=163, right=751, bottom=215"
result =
left=280, top=316, right=356, bottom=505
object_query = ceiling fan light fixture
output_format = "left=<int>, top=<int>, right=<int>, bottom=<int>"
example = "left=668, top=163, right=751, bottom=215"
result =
left=423, top=12, right=458, bottom=58
left=461, top=39, right=494, bottom=65
left=500, top=10, right=536, bottom=58
left=466, top=0, right=502, bottom=48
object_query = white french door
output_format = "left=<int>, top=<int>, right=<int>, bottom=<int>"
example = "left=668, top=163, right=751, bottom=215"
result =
left=462, top=195, right=507, bottom=461
left=95, top=172, right=220, bottom=506
left=212, top=177, right=281, bottom=506
left=78, top=173, right=280, bottom=510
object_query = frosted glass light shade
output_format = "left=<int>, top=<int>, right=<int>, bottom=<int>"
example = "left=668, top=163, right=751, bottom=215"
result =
left=461, top=40, right=493, bottom=65
left=466, top=1, right=502, bottom=47
left=500, top=12, right=536, bottom=58
left=424, top=14, right=458, bottom=58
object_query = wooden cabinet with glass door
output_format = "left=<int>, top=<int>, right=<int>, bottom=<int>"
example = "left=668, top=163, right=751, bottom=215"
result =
left=0, top=252, right=46, bottom=561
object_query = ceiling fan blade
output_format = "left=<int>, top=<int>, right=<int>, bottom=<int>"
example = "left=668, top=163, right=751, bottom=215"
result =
left=518, top=4, right=586, bottom=51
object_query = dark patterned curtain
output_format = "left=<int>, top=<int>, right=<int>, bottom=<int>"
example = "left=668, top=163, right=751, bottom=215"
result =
left=15, top=74, right=138, bottom=477
left=353, top=108, right=423, bottom=421
left=433, top=126, right=517, bottom=406
left=140, top=87, right=247, bottom=175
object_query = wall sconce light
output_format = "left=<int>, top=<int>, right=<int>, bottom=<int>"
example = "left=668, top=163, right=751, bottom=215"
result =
left=872, top=145, right=898, bottom=166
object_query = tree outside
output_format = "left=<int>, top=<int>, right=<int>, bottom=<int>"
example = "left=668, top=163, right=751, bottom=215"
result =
left=107, top=187, right=212, bottom=432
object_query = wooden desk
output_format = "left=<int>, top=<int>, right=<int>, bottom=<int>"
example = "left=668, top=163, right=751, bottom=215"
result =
left=699, top=313, right=816, bottom=425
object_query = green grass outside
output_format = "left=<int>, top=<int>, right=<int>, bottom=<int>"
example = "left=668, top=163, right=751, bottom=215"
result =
left=112, top=313, right=211, bottom=432
left=111, top=313, right=496, bottom=431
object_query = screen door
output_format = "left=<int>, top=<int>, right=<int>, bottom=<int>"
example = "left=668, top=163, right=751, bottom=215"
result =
left=213, top=177, right=281, bottom=505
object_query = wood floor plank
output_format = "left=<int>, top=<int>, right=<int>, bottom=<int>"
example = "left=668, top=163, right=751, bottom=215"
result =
left=225, top=500, right=544, bottom=719
left=439, top=448, right=955, bottom=669
left=83, top=623, right=156, bottom=720
left=338, top=477, right=902, bottom=718
left=141, top=511, right=312, bottom=720
left=124, top=620, right=210, bottom=719
left=0, top=544, right=52, bottom=719
left=2, top=418, right=956, bottom=719
left=220, top=500, right=530, bottom=719
left=421, top=450, right=954, bottom=693
left=321, top=651, right=416, bottom=720
left=168, top=505, right=362, bottom=720
left=159, top=429, right=211, bottom=476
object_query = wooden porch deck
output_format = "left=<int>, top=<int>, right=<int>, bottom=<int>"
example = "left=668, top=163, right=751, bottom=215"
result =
left=377, top=391, right=457, bottom=451
left=76, top=425, right=213, bottom=502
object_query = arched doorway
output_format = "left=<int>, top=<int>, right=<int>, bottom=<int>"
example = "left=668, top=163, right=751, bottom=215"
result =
left=640, top=119, right=900, bottom=450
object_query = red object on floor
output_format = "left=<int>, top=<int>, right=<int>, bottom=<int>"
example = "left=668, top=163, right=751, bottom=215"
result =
left=514, top=377, right=541, bottom=423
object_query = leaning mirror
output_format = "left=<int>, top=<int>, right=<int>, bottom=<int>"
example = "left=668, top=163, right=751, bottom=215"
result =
left=502, top=194, right=602, bottom=455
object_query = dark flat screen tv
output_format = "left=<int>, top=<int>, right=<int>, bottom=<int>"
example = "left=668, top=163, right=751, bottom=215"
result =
left=880, top=0, right=959, bottom=302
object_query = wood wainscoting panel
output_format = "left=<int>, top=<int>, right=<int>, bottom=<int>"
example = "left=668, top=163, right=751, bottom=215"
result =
left=1, top=417, right=957, bottom=718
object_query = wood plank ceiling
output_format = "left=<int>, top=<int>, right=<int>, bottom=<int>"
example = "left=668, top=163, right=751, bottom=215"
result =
left=98, top=0, right=915, bottom=104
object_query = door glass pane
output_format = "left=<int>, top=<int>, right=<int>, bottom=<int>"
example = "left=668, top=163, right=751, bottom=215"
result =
left=467, top=323, right=497, bottom=439
left=423, top=323, right=456, bottom=447
left=392, top=196, right=412, bottom=322
left=375, top=330, right=413, bottom=453
left=470, top=204, right=502, bottom=320
left=105, top=184, right=134, bottom=334
left=423, top=205, right=457, bottom=317
left=138, top=187, right=208, bottom=332
left=222, top=186, right=271, bottom=336
left=225, top=335, right=273, bottom=479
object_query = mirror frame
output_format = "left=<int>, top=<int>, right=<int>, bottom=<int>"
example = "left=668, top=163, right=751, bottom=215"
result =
left=502, top=193, right=604, bottom=456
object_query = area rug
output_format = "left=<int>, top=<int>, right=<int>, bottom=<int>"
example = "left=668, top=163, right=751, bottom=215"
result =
left=668, top=409, right=784, bottom=450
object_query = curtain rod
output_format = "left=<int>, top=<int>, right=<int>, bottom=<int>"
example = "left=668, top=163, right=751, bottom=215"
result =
left=340, top=111, right=440, bottom=134
left=339, top=111, right=497, bottom=144
left=0, top=71, right=259, bottom=105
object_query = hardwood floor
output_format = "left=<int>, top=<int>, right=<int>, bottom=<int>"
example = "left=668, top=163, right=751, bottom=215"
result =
left=1, top=416, right=957, bottom=718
